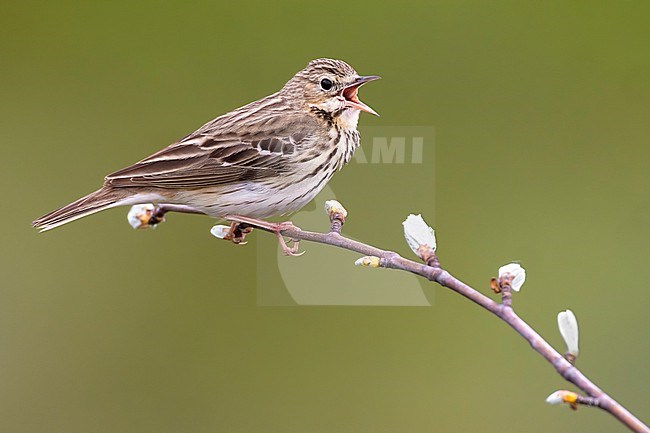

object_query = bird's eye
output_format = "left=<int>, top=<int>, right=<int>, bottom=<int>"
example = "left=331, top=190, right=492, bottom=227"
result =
left=320, top=78, right=333, bottom=91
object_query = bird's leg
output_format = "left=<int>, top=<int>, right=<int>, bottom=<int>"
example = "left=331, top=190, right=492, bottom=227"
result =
left=224, top=215, right=304, bottom=256
left=224, top=215, right=295, bottom=232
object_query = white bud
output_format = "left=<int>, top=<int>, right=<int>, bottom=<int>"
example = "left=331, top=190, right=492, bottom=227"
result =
left=402, top=214, right=436, bottom=260
left=210, top=225, right=231, bottom=239
left=545, top=390, right=578, bottom=406
left=557, top=309, right=579, bottom=357
left=545, top=391, right=565, bottom=405
left=324, top=200, right=348, bottom=218
left=127, top=204, right=156, bottom=229
left=354, top=256, right=381, bottom=268
left=498, top=263, right=526, bottom=292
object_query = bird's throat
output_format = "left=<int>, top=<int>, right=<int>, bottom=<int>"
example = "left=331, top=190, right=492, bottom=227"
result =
left=337, top=108, right=361, bottom=131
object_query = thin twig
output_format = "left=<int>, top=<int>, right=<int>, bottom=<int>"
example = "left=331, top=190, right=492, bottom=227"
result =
left=230, top=219, right=649, bottom=433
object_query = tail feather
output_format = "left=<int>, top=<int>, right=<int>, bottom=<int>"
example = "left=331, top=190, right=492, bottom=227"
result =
left=32, top=188, right=123, bottom=232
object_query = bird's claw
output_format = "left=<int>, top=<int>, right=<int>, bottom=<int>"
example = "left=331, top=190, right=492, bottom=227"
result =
left=228, top=222, right=253, bottom=244
left=276, top=232, right=305, bottom=256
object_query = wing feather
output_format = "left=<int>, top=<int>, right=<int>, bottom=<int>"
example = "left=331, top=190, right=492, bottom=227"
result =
left=105, top=121, right=315, bottom=189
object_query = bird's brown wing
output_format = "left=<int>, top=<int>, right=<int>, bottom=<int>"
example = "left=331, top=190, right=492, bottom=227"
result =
left=105, top=128, right=314, bottom=189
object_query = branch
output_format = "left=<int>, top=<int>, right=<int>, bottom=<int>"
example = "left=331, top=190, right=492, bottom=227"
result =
left=129, top=202, right=649, bottom=432
left=234, top=207, right=650, bottom=433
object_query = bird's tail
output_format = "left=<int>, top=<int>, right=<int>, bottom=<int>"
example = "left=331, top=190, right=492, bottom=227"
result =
left=32, top=188, right=125, bottom=232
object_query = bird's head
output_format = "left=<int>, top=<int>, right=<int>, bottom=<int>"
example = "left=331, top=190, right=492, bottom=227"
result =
left=283, top=58, right=380, bottom=119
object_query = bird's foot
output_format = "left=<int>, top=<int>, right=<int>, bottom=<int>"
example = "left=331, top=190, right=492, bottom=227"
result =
left=211, top=221, right=254, bottom=245
left=226, top=221, right=254, bottom=245
left=275, top=231, right=304, bottom=257
left=224, top=215, right=304, bottom=256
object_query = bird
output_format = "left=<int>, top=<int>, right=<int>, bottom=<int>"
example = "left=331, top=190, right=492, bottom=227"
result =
left=32, top=58, right=380, bottom=239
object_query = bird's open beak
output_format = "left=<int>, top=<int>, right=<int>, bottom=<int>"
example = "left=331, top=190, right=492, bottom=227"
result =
left=342, top=75, right=380, bottom=116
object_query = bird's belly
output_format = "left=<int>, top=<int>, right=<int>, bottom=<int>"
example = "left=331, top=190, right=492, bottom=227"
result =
left=173, top=172, right=333, bottom=219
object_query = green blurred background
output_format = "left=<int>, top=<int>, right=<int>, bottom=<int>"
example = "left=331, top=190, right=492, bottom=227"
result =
left=1, top=1, right=648, bottom=431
